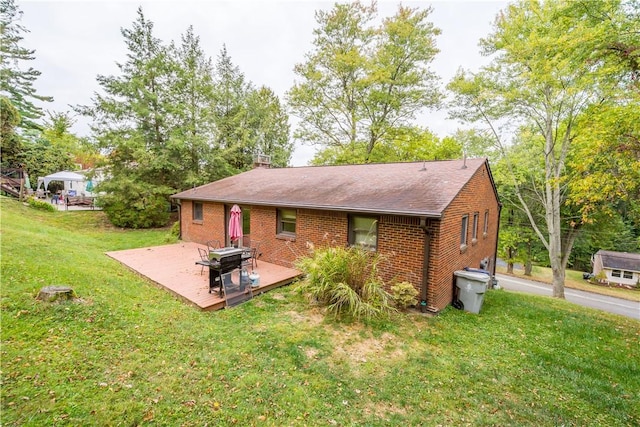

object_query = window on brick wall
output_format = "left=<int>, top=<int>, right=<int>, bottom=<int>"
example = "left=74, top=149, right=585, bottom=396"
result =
left=277, top=208, right=296, bottom=237
left=483, top=210, right=489, bottom=237
left=461, top=215, right=469, bottom=248
left=349, top=215, right=378, bottom=251
left=193, top=202, right=203, bottom=221
left=472, top=212, right=479, bottom=243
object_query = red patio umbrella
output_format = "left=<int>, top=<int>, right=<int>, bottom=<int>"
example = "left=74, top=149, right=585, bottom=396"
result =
left=228, top=204, right=243, bottom=245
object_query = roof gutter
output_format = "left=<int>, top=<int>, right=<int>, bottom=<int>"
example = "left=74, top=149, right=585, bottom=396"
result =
left=170, top=196, right=442, bottom=219
left=419, top=216, right=431, bottom=313
left=493, top=201, right=502, bottom=279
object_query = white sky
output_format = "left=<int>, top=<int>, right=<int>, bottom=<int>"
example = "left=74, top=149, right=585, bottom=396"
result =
left=18, top=0, right=507, bottom=165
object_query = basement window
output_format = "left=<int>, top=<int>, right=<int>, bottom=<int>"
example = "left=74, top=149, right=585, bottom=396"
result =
left=623, top=271, right=633, bottom=279
left=611, top=269, right=621, bottom=278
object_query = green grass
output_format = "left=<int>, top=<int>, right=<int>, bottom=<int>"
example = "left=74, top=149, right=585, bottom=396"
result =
left=2, top=197, right=639, bottom=426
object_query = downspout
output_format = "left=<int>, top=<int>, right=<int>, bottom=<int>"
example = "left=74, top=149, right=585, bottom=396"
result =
left=176, top=199, right=182, bottom=240
left=492, top=202, right=502, bottom=283
left=419, top=217, right=431, bottom=313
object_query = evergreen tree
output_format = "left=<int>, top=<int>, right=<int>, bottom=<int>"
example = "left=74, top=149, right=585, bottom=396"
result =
left=0, top=0, right=52, bottom=132
left=212, top=45, right=252, bottom=171
left=0, top=95, right=22, bottom=167
left=77, top=8, right=293, bottom=227
left=168, top=26, right=220, bottom=187
left=78, top=7, right=175, bottom=227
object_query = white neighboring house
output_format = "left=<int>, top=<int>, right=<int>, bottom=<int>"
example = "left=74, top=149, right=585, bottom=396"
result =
left=592, top=250, right=640, bottom=287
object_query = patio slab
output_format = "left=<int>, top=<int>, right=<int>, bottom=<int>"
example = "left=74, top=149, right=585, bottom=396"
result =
left=106, top=242, right=302, bottom=311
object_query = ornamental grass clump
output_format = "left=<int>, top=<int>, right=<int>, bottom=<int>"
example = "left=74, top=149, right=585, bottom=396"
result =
left=295, top=246, right=395, bottom=320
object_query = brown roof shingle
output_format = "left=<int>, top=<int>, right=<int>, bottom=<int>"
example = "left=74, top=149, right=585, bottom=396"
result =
left=172, top=158, right=491, bottom=217
left=596, top=250, right=640, bottom=272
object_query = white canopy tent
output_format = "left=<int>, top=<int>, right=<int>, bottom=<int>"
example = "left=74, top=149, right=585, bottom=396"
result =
left=36, top=171, right=95, bottom=196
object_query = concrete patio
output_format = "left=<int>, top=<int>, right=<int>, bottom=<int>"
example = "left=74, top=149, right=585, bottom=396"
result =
left=106, top=242, right=302, bottom=311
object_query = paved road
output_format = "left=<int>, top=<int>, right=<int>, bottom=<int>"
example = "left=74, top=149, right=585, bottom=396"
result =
left=495, top=273, right=640, bottom=320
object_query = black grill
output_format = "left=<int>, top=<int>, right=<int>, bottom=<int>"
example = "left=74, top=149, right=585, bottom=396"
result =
left=208, top=250, right=243, bottom=294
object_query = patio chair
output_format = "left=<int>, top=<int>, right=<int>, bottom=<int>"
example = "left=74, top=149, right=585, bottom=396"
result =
left=196, top=247, right=214, bottom=275
left=249, top=241, right=262, bottom=269
left=206, top=239, right=222, bottom=253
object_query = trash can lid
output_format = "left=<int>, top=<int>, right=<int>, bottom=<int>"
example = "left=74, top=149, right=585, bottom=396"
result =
left=454, top=270, right=491, bottom=282
left=464, top=267, right=491, bottom=275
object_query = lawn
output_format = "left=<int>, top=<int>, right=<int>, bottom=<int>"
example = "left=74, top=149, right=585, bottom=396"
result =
left=1, top=197, right=639, bottom=426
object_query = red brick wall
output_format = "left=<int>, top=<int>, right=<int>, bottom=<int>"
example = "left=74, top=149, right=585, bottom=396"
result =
left=428, top=162, right=500, bottom=312
left=178, top=163, right=499, bottom=313
left=180, top=201, right=226, bottom=245
left=377, top=216, right=425, bottom=287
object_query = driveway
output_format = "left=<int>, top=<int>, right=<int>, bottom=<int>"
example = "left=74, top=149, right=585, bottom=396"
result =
left=496, top=273, right=640, bottom=320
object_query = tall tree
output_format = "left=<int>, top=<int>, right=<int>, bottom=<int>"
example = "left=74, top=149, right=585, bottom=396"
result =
left=167, top=25, right=220, bottom=187
left=565, top=0, right=640, bottom=226
left=448, top=0, right=637, bottom=298
left=40, top=112, right=101, bottom=169
left=287, top=1, right=441, bottom=164
left=77, top=7, right=175, bottom=227
left=0, top=0, right=52, bottom=133
left=78, top=9, right=292, bottom=227
left=244, top=86, right=292, bottom=168
left=311, top=126, right=460, bottom=165
left=0, top=95, right=22, bottom=167
left=212, top=47, right=292, bottom=170
left=212, top=45, right=252, bottom=171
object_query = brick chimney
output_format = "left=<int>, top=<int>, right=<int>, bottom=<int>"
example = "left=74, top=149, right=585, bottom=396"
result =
left=253, top=153, right=271, bottom=169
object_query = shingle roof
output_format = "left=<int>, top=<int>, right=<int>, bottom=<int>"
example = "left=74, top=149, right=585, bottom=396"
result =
left=172, top=158, right=492, bottom=217
left=596, top=250, right=640, bottom=272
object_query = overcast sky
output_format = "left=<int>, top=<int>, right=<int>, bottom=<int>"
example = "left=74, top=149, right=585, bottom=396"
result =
left=19, top=0, right=507, bottom=165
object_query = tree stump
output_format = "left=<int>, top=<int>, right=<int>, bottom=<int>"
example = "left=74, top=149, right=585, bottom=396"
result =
left=37, top=286, right=75, bottom=302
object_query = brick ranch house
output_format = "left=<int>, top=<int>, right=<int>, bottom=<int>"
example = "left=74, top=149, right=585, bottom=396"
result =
left=171, top=158, right=501, bottom=313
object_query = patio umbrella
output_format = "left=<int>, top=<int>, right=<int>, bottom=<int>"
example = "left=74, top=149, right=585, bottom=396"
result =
left=85, top=180, right=94, bottom=192
left=228, top=204, right=243, bottom=244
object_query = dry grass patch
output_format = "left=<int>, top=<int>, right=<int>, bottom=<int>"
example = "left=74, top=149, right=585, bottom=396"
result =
left=329, top=327, right=407, bottom=368
left=286, top=309, right=324, bottom=326
left=364, top=401, right=408, bottom=421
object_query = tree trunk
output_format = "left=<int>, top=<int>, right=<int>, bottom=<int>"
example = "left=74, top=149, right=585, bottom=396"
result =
left=524, top=243, right=532, bottom=276
left=507, top=246, right=515, bottom=274
left=551, top=261, right=565, bottom=298
left=37, top=286, right=75, bottom=302
left=524, top=259, right=532, bottom=276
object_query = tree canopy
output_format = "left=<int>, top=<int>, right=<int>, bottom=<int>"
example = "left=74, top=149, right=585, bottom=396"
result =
left=0, top=0, right=52, bottom=133
left=287, top=1, right=442, bottom=164
left=448, top=0, right=640, bottom=297
left=78, top=8, right=292, bottom=227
